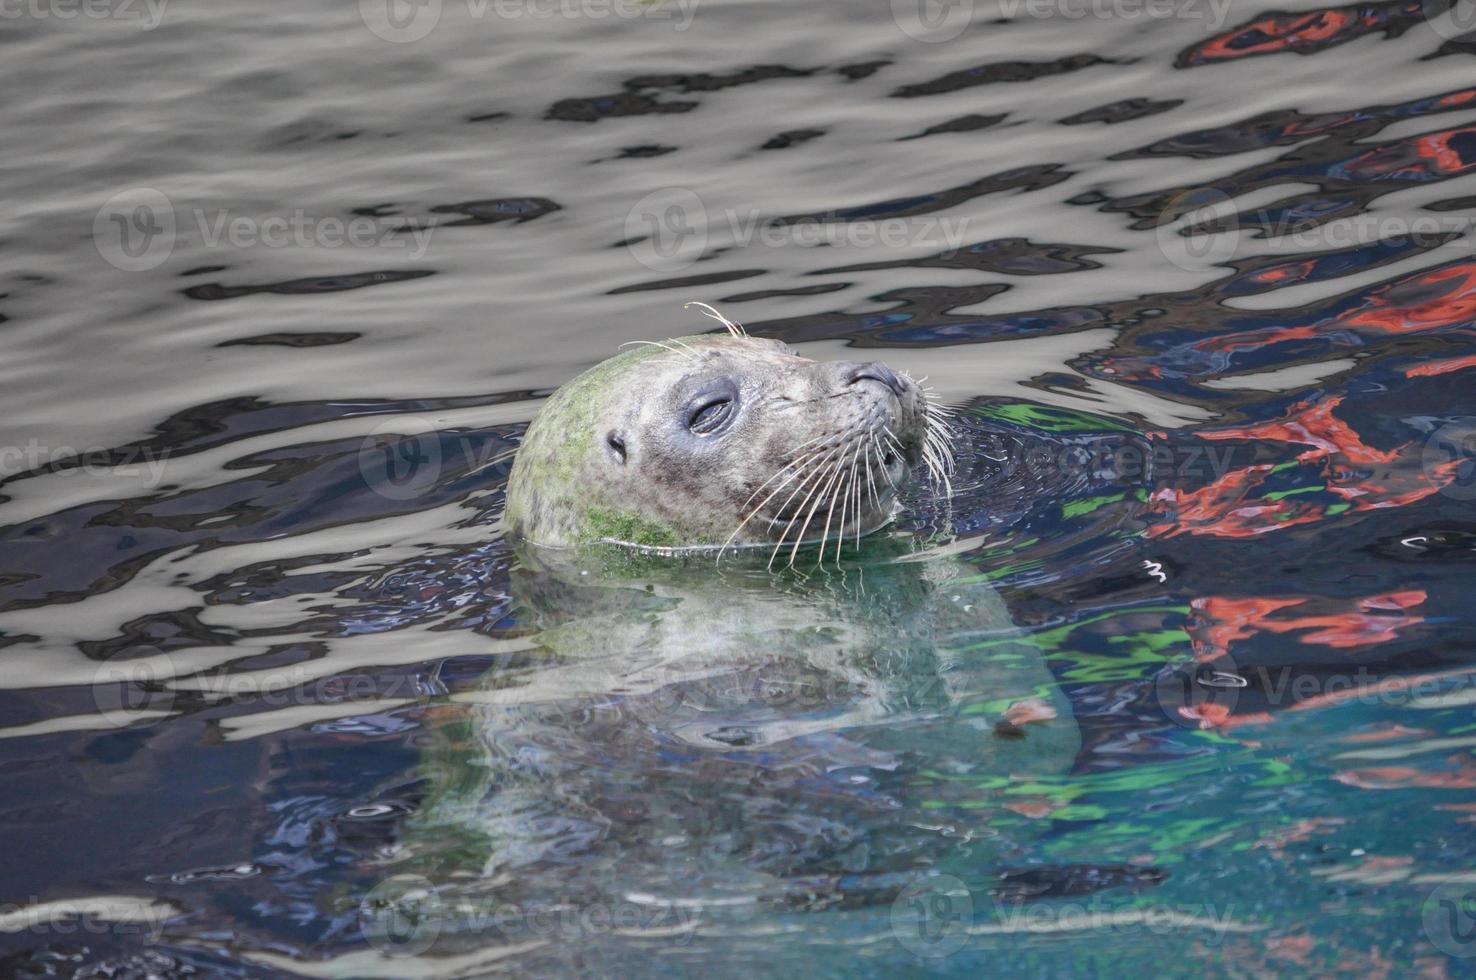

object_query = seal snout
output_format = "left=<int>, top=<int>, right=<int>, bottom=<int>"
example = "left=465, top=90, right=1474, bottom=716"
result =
left=841, top=361, right=909, bottom=398
left=836, top=359, right=925, bottom=466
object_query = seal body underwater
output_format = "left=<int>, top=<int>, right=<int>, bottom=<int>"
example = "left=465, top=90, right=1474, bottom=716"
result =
left=504, top=310, right=954, bottom=558
left=401, top=547, right=1081, bottom=957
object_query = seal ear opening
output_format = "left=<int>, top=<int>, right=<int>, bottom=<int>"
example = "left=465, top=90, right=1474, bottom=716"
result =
left=605, top=430, right=628, bottom=465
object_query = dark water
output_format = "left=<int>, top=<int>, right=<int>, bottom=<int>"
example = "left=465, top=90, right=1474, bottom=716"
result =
left=4, top=0, right=1476, bottom=976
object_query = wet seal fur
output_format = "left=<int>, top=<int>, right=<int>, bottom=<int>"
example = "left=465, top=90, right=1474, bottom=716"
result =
left=504, top=306, right=954, bottom=560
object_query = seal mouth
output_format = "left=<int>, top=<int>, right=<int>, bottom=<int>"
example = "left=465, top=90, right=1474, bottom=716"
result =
left=714, top=360, right=956, bottom=567
left=758, top=425, right=919, bottom=540
left=878, top=437, right=921, bottom=476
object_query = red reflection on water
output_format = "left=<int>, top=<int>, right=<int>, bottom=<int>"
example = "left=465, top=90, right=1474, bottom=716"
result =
left=1183, top=9, right=1358, bottom=64
left=1150, top=396, right=1458, bottom=538
left=1180, top=2, right=1425, bottom=66
left=1404, top=354, right=1476, bottom=377
left=1342, top=260, right=1476, bottom=332
left=1200, top=261, right=1476, bottom=362
left=1335, top=759, right=1476, bottom=789
left=1189, top=590, right=1426, bottom=661
left=1339, top=124, right=1476, bottom=181
left=1247, top=259, right=1317, bottom=285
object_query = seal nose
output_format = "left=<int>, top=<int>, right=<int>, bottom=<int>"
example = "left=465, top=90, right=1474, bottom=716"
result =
left=844, top=361, right=908, bottom=397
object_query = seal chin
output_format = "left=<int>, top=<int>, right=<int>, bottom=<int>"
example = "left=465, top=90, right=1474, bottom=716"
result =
left=757, top=499, right=899, bottom=547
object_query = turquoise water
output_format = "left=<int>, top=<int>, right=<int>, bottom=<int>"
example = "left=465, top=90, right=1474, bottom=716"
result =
left=2, top=0, right=1476, bottom=976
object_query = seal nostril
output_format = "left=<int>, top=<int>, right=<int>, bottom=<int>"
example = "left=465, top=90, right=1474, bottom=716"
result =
left=847, top=362, right=907, bottom=397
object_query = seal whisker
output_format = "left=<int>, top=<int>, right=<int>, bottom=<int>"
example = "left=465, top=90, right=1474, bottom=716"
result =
left=789, top=451, right=848, bottom=568
left=826, top=440, right=863, bottom=565
left=618, top=340, right=693, bottom=361
left=924, top=401, right=958, bottom=424
left=765, top=446, right=847, bottom=570
left=840, top=455, right=858, bottom=563
left=777, top=445, right=849, bottom=568
left=862, top=438, right=881, bottom=510
left=729, top=434, right=835, bottom=518
left=872, top=433, right=899, bottom=490
left=665, top=337, right=705, bottom=358
left=684, top=301, right=747, bottom=338
left=926, top=415, right=958, bottom=437
left=466, top=443, right=522, bottom=477
left=924, top=445, right=953, bottom=499
left=768, top=462, right=827, bottom=570
left=850, top=447, right=862, bottom=552
left=882, top=426, right=904, bottom=461
left=926, top=415, right=956, bottom=467
left=837, top=440, right=863, bottom=563
left=720, top=444, right=837, bottom=560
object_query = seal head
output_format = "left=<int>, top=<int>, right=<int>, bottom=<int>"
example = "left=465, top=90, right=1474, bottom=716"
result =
left=505, top=333, right=945, bottom=557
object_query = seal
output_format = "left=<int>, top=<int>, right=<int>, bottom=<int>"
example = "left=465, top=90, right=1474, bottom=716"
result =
left=504, top=304, right=954, bottom=561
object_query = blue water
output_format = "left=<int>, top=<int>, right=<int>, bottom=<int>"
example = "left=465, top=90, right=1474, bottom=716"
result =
left=2, top=0, right=1476, bottom=976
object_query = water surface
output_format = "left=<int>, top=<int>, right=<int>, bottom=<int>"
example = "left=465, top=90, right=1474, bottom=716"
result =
left=3, top=0, right=1476, bottom=976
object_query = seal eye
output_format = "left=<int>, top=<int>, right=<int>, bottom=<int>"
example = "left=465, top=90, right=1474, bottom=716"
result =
left=688, top=398, right=733, bottom=435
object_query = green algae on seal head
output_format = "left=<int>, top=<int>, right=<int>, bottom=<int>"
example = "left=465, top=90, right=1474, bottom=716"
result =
left=504, top=304, right=955, bottom=561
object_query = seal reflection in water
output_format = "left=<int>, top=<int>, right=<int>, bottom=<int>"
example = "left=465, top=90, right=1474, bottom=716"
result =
left=388, top=309, right=1079, bottom=964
